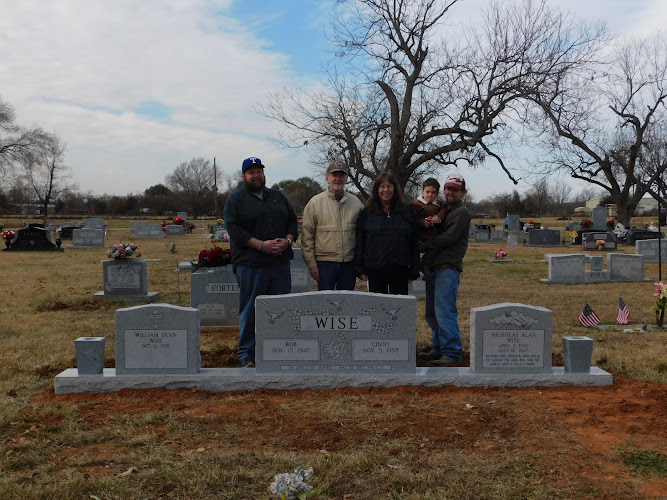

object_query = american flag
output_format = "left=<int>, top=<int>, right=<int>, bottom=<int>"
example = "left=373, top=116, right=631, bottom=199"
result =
left=617, top=297, right=630, bottom=324
left=579, top=303, right=600, bottom=327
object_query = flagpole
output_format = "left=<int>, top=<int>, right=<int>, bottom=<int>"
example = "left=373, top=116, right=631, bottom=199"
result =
left=659, top=174, right=662, bottom=282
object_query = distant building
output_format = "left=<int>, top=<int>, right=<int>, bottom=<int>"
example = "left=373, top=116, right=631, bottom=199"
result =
left=635, top=197, right=658, bottom=214
left=18, top=203, right=56, bottom=215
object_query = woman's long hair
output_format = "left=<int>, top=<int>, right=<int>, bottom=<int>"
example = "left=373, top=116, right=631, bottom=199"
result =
left=365, top=171, right=406, bottom=213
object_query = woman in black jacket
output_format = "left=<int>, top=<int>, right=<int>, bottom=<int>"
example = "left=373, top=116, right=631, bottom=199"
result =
left=354, top=172, right=420, bottom=294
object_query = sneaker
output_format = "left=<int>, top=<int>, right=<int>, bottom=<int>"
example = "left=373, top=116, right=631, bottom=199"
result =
left=432, top=356, right=458, bottom=367
left=240, top=359, right=255, bottom=368
left=417, top=351, right=441, bottom=361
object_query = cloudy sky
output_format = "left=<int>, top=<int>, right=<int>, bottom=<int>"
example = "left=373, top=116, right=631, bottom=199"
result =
left=1, top=0, right=664, bottom=201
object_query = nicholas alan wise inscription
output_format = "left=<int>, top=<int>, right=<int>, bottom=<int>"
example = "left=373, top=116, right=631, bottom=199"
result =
left=255, top=291, right=416, bottom=374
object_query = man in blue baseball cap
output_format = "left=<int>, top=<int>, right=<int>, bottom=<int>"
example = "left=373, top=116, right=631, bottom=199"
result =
left=223, top=156, right=298, bottom=368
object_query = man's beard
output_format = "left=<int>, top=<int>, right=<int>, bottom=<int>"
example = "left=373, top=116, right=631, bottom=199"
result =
left=245, top=177, right=265, bottom=193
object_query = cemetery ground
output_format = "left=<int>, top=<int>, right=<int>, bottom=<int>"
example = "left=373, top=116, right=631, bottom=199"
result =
left=0, top=217, right=665, bottom=499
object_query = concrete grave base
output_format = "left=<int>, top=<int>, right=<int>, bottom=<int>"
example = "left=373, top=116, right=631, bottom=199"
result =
left=540, top=277, right=651, bottom=285
left=54, top=366, right=612, bottom=394
left=178, top=261, right=194, bottom=272
left=93, top=291, right=161, bottom=302
left=488, top=258, right=516, bottom=263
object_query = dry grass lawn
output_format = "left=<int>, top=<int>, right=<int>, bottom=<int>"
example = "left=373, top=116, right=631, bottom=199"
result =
left=0, top=216, right=665, bottom=499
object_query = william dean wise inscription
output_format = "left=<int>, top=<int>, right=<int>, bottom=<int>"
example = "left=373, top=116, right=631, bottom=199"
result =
left=123, top=330, right=188, bottom=369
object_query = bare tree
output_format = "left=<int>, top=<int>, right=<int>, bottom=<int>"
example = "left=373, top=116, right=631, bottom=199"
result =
left=258, top=0, right=606, bottom=198
left=523, top=179, right=552, bottom=215
left=23, top=134, right=74, bottom=220
left=524, top=33, right=667, bottom=225
left=166, top=157, right=215, bottom=215
left=0, top=96, right=51, bottom=178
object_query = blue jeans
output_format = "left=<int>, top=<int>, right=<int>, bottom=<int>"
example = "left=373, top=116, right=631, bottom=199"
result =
left=317, top=261, right=356, bottom=291
left=235, top=263, right=291, bottom=362
left=425, top=268, right=462, bottom=361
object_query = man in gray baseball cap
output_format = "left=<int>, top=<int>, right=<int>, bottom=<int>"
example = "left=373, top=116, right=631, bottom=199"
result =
left=301, top=160, right=363, bottom=290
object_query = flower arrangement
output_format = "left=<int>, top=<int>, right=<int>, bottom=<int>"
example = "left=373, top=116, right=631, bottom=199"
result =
left=580, top=219, right=592, bottom=227
left=568, top=230, right=578, bottom=238
left=2, top=230, right=15, bottom=240
left=216, top=218, right=223, bottom=225
left=494, top=248, right=508, bottom=260
left=612, top=223, right=628, bottom=239
left=653, top=281, right=667, bottom=325
left=210, top=230, right=230, bottom=242
left=192, top=246, right=232, bottom=269
left=173, top=216, right=185, bottom=225
left=108, top=243, right=141, bottom=259
left=596, top=239, right=605, bottom=245
left=269, top=466, right=314, bottom=500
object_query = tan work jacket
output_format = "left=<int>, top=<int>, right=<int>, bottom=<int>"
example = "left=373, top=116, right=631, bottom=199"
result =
left=301, top=189, right=364, bottom=269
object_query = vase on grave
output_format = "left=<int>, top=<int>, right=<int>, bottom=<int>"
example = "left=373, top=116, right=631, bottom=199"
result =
left=597, top=243, right=604, bottom=251
left=657, top=309, right=664, bottom=327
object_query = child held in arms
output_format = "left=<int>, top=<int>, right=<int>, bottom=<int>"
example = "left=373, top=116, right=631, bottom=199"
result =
left=411, top=177, right=447, bottom=243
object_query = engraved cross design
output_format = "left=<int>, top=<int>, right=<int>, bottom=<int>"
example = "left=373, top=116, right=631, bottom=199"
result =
left=148, top=310, right=164, bottom=329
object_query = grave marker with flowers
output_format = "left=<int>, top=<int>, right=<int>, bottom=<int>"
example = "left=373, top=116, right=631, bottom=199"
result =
left=3, top=225, right=63, bottom=252
left=165, top=216, right=187, bottom=236
left=190, top=245, right=239, bottom=325
left=94, top=243, right=160, bottom=302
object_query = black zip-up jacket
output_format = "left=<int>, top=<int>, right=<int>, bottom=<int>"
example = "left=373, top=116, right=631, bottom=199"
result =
left=421, top=199, right=471, bottom=273
left=223, top=186, right=298, bottom=269
left=354, top=204, right=420, bottom=280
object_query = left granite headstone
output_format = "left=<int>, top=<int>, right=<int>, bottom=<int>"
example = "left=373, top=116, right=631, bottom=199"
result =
left=115, top=304, right=201, bottom=374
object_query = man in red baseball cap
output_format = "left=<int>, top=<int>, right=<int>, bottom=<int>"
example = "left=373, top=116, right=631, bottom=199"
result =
left=418, top=173, right=471, bottom=366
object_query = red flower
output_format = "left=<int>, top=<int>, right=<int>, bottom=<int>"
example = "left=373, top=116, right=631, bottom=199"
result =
left=207, top=246, right=224, bottom=265
left=198, top=249, right=208, bottom=262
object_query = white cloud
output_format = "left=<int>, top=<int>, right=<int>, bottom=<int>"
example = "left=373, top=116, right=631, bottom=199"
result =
left=1, top=0, right=665, bottom=200
left=0, top=0, right=314, bottom=195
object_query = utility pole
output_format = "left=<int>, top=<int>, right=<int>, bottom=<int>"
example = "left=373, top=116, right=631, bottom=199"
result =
left=213, top=157, right=218, bottom=216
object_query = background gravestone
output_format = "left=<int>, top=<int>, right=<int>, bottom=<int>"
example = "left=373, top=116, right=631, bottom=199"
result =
left=5, top=225, right=62, bottom=252
left=136, top=224, right=164, bottom=238
left=255, top=291, right=417, bottom=374
left=190, top=267, right=240, bottom=325
left=545, top=253, right=586, bottom=283
left=470, top=303, right=552, bottom=374
left=177, top=212, right=188, bottom=221
left=474, top=229, right=490, bottom=242
left=507, top=232, right=518, bottom=249
left=115, top=304, right=200, bottom=375
left=72, top=228, right=105, bottom=248
left=490, top=229, right=505, bottom=242
left=591, top=206, right=607, bottom=231
left=635, top=238, right=667, bottom=263
left=94, top=259, right=160, bottom=301
left=130, top=221, right=150, bottom=234
left=82, top=218, right=105, bottom=230
left=589, top=256, right=603, bottom=271
left=408, top=273, right=426, bottom=298
left=528, top=229, right=561, bottom=246
left=59, top=221, right=79, bottom=239
left=607, top=253, right=645, bottom=281
left=290, top=249, right=312, bottom=293
left=582, top=232, right=617, bottom=250
left=165, top=224, right=185, bottom=236
left=507, top=214, right=521, bottom=231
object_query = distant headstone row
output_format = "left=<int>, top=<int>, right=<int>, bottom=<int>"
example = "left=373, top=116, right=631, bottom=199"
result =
left=543, top=253, right=647, bottom=284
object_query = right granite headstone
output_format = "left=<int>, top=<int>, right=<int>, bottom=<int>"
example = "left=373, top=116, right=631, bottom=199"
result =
left=470, top=303, right=552, bottom=374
